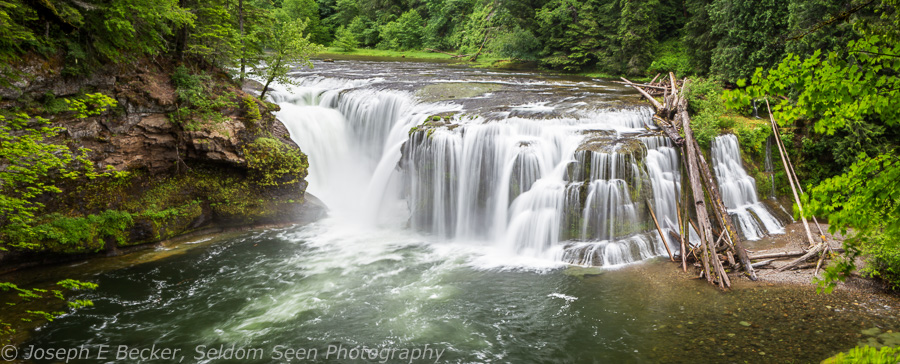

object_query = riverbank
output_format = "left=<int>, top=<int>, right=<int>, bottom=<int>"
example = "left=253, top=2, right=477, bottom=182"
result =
left=740, top=222, right=893, bottom=295
left=317, top=47, right=635, bottom=80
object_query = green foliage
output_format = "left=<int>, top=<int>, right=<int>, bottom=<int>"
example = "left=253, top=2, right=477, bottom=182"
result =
left=65, top=93, right=118, bottom=119
left=707, top=0, right=789, bottom=82
left=243, top=138, right=309, bottom=186
left=4, top=210, right=135, bottom=253
left=169, top=65, right=237, bottom=130
left=685, top=79, right=728, bottom=148
left=422, top=0, right=476, bottom=50
left=808, top=152, right=900, bottom=291
left=489, top=26, right=540, bottom=61
left=648, top=39, right=691, bottom=77
left=726, top=35, right=900, bottom=137
left=536, top=0, right=604, bottom=72
left=280, top=0, right=329, bottom=44
left=256, top=18, right=325, bottom=99
left=86, top=0, right=194, bottom=61
left=333, top=25, right=358, bottom=52
left=41, top=93, right=69, bottom=115
left=617, top=0, right=659, bottom=76
left=242, top=96, right=262, bottom=124
left=185, top=0, right=240, bottom=67
left=822, top=345, right=900, bottom=364
left=0, top=108, right=116, bottom=249
left=682, top=0, right=716, bottom=75
left=379, top=9, right=425, bottom=51
left=1, top=279, right=98, bottom=339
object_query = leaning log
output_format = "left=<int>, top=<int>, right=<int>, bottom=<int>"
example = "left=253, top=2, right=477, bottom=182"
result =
left=765, top=99, right=817, bottom=247
left=621, top=77, right=664, bottom=111
left=677, top=84, right=730, bottom=289
left=647, top=200, right=675, bottom=261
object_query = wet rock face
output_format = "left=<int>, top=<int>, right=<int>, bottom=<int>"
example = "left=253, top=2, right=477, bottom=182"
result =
left=0, top=58, right=316, bottom=267
left=2, top=57, right=288, bottom=174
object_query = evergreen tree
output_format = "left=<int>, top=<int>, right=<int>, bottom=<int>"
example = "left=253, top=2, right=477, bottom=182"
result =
left=708, top=0, right=790, bottom=82
left=617, top=0, right=659, bottom=76
left=536, top=0, right=604, bottom=72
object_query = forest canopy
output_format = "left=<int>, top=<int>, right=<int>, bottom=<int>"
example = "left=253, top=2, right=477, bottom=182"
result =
left=0, top=0, right=895, bottom=81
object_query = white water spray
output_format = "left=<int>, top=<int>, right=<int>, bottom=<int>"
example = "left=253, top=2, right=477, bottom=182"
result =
left=711, top=134, right=785, bottom=240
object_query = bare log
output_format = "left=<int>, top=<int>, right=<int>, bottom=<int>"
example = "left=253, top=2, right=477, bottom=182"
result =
left=621, top=77, right=664, bottom=111
left=749, top=248, right=844, bottom=260
left=765, top=99, right=817, bottom=247
left=652, top=116, right=685, bottom=145
left=647, top=200, right=675, bottom=261
left=675, top=199, right=687, bottom=272
left=749, top=251, right=806, bottom=260
left=777, top=243, right=827, bottom=272
left=752, top=259, right=774, bottom=268
left=677, top=84, right=729, bottom=289
left=611, top=81, right=670, bottom=90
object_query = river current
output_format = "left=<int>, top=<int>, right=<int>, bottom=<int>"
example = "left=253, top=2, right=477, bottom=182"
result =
left=16, top=59, right=900, bottom=363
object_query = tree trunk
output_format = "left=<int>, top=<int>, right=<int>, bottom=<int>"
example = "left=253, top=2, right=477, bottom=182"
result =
left=765, top=99, right=817, bottom=247
left=647, top=200, right=675, bottom=261
left=239, top=0, right=245, bottom=84
left=678, top=81, right=729, bottom=289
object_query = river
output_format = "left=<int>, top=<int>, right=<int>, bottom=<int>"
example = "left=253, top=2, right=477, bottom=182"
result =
left=14, top=59, right=900, bottom=363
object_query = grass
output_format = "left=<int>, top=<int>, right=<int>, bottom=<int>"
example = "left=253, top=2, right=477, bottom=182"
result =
left=319, top=47, right=457, bottom=61
left=319, top=47, right=534, bottom=72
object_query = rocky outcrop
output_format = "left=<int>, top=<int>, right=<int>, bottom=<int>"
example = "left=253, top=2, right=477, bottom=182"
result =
left=0, top=57, right=324, bottom=269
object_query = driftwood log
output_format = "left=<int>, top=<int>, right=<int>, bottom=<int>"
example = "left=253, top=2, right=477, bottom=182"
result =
left=621, top=73, right=766, bottom=289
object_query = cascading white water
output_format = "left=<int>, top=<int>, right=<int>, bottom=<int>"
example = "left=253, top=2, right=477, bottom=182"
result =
left=711, top=134, right=785, bottom=240
left=270, top=68, right=701, bottom=267
left=269, top=79, right=459, bottom=225
left=403, top=114, right=680, bottom=266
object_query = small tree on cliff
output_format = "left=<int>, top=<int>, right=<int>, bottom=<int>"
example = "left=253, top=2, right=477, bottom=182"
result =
left=257, top=18, right=324, bottom=99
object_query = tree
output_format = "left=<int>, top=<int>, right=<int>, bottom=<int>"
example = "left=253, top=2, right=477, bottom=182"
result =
left=333, top=25, right=358, bottom=51
left=84, top=0, right=194, bottom=61
left=682, top=0, right=716, bottom=74
left=617, top=0, right=659, bottom=76
left=724, top=25, right=900, bottom=289
left=280, top=0, right=329, bottom=44
left=1, top=93, right=118, bottom=249
left=536, top=0, right=607, bottom=72
left=256, top=18, right=325, bottom=99
left=708, top=0, right=790, bottom=82
left=379, top=8, right=425, bottom=50
left=490, top=26, right=540, bottom=61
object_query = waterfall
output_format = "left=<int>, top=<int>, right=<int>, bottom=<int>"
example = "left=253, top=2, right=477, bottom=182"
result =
left=271, top=71, right=698, bottom=267
left=402, top=115, right=679, bottom=266
left=270, top=79, right=460, bottom=225
left=711, top=134, right=785, bottom=240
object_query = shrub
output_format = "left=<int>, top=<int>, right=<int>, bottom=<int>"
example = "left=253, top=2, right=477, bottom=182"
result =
left=243, top=138, right=309, bottom=186
left=648, top=39, right=691, bottom=77
left=333, top=26, right=359, bottom=52
left=378, top=9, right=424, bottom=50
left=489, top=27, right=541, bottom=61
left=169, top=66, right=236, bottom=130
left=822, top=345, right=900, bottom=364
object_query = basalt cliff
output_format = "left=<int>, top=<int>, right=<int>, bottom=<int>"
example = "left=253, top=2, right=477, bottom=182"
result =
left=0, top=57, right=325, bottom=271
